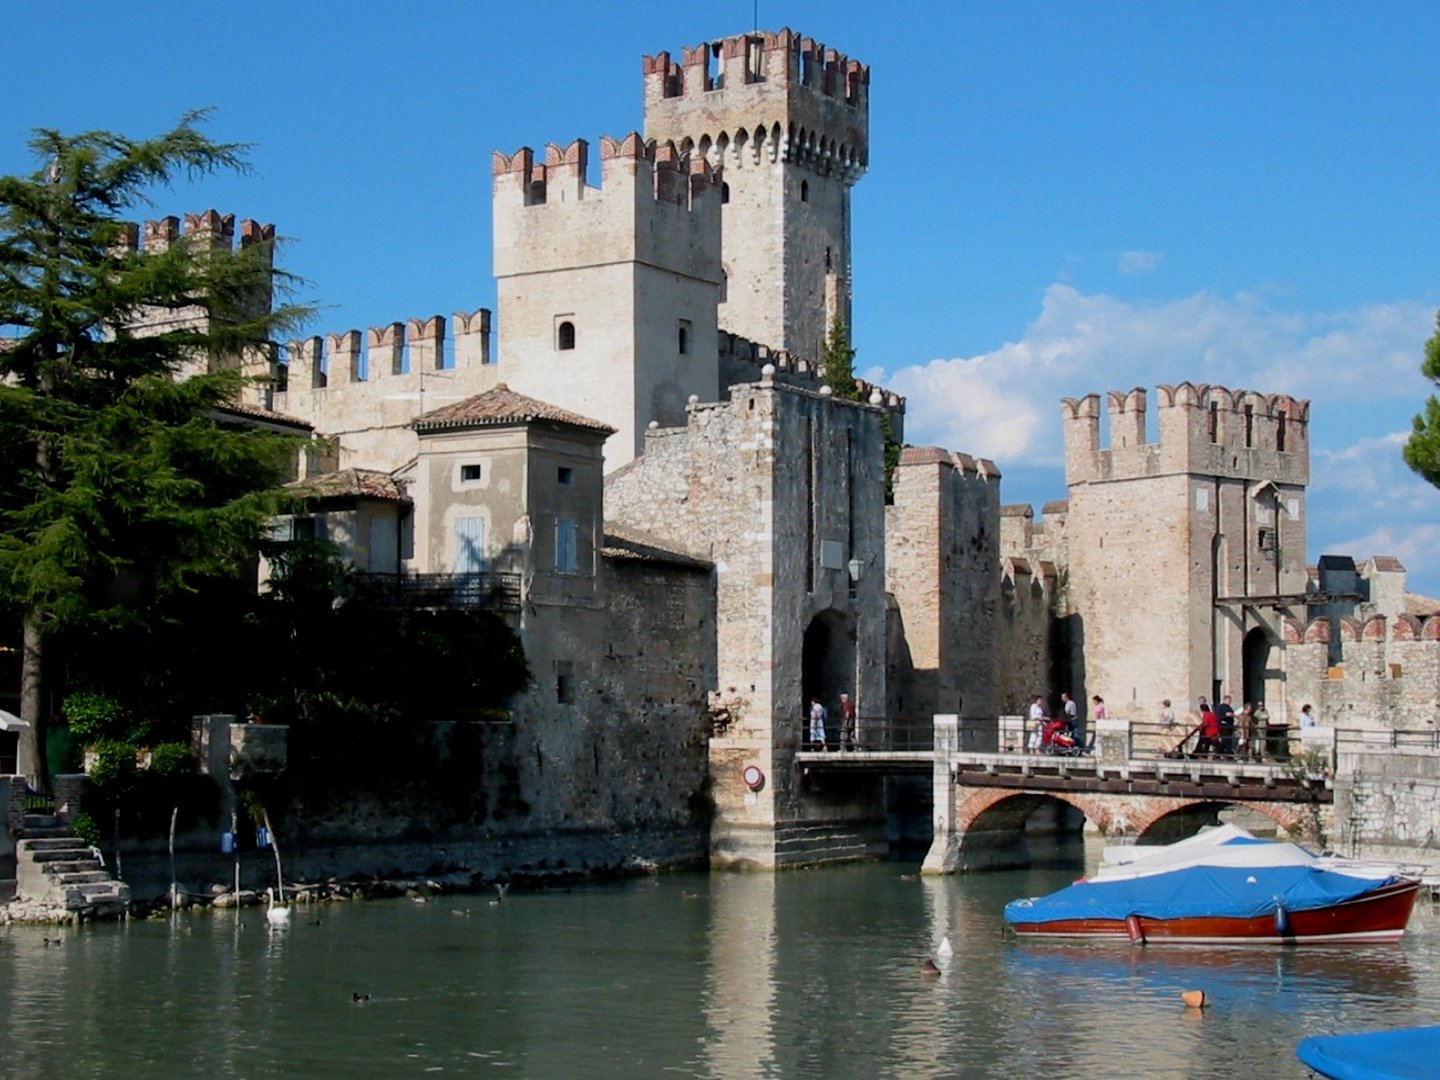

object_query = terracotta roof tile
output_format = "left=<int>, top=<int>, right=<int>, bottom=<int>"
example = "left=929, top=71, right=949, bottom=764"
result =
left=215, top=400, right=313, bottom=430
left=287, top=468, right=409, bottom=503
left=602, top=526, right=711, bottom=570
left=412, top=383, right=615, bottom=435
left=1369, top=555, right=1405, bottom=573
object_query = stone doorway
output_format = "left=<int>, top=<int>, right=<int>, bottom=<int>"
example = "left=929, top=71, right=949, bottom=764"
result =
left=1242, top=626, right=1276, bottom=708
left=801, top=609, right=856, bottom=726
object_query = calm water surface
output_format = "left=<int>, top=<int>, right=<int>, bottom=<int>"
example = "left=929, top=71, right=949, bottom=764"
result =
left=2, top=840, right=1438, bottom=1079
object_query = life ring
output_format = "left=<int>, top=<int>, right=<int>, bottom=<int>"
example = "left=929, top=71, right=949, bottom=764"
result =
left=742, top=765, right=765, bottom=791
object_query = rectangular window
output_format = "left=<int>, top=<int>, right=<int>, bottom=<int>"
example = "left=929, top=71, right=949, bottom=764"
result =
left=557, top=466, right=573, bottom=486
left=454, top=516, right=486, bottom=574
left=1244, top=404, right=1254, bottom=447
left=555, top=661, right=575, bottom=704
left=460, top=464, right=481, bottom=482
left=1277, top=412, right=1288, bottom=452
left=678, top=319, right=691, bottom=355
left=555, top=518, right=579, bottom=572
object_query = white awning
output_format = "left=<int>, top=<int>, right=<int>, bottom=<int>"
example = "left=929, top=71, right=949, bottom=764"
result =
left=0, top=709, right=31, bottom=732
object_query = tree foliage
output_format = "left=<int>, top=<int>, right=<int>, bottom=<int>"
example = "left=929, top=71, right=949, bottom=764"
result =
left=0, top=113, right=308, bottom=783
left=821, top=313, right=861, bottom=401
left=1403, top=311, right=1440, bottom=488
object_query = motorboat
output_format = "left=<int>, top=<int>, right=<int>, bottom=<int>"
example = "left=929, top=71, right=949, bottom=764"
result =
left=1004, top=826, right=1420, bottom=945
left=1296, top=1024, right=1440, bottom=1078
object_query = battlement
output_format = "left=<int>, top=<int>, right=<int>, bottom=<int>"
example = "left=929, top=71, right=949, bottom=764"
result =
left=1062, top=382, right=1310, bottom=486
left=111, top=209, right=275, bottom=255
left=642, top=29, right=868, bottom=179
left=1282, top=613, right=1440, bottom=728
left=281, top=308, right=492, bottom=391
left=643, top=29, right=867, bottom=107
left=491, top=135, right=719, bottom=210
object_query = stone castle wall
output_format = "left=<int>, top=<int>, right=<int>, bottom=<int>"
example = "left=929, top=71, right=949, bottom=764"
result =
left=885, top=447, right=1002, bottom=718
left=1284, top=614, right=1440, bottom=729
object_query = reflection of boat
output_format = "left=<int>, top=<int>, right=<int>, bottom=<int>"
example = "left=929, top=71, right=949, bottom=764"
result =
left=1004, top=827, right=1420, bottom=945
left=1296, top=1025, right=1440, bottom=1079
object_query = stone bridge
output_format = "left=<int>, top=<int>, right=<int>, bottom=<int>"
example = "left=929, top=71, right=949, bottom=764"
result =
left=920, top=715, right=1334, bottom=872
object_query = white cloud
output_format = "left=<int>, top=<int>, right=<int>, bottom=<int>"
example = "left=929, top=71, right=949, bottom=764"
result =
left=885, top=285, right=1434, bottom=466
left=881, top=285, right=1440, bottom=594
left=1117, top=250, right=1163, bottom=275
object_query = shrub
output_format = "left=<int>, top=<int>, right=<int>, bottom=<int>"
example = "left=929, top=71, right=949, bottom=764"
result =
left=70, top=810, right=102, bottom=847
left=64, top=691, right=127, bottom=742
left=87, top=738, right=139, bottom=790
left=147, top=742, right=194, bottom=777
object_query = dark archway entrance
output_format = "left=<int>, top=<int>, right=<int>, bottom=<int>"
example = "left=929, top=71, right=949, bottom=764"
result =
left=802, top=609, right=856, bottom=721
left=1242, top=627, right=1275, bottom=707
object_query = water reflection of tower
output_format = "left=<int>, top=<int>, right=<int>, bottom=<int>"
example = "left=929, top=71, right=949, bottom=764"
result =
left=703, top=874, right=778, bottom=1076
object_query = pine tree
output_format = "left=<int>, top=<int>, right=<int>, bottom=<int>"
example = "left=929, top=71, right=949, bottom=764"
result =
left=1403, top=312, right=1440, bottom=488
left=821, top=313, right=861, bottom=401
left=0, top=113, right=307, bottom=786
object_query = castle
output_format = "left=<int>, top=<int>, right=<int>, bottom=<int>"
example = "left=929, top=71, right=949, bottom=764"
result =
left=107, top=28, right=1439, bottom=871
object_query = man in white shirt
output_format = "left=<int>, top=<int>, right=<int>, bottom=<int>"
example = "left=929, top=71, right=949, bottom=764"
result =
left=1028, top=695, right=1046, bottom=753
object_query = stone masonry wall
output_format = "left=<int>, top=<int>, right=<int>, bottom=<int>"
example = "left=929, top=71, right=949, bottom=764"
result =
left=1284, top=615, right=1440, bottom=729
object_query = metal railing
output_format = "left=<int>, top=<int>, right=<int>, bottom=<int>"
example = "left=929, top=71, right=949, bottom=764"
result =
left=1122, top=720, right=1299, bottom=763
left=355, top=572, right=522, bottom=611
left=796, top=714, right=935, bottom=753
left=1336, top=727, right=1440, bottom=752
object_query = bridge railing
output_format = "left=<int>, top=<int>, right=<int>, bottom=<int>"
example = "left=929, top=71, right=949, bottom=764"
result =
left=1125, top=720, right=1301, bottom=763
left=796, top=714, right=943, bottom=752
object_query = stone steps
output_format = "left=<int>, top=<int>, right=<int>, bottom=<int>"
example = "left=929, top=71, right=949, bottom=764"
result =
left=13, top=831, right=129, bottom=920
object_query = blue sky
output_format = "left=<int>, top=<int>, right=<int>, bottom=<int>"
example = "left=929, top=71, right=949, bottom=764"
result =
left=6, top=1, right=1439, bottom=595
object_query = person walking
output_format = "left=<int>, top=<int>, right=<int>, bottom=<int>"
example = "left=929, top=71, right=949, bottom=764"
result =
left=1251, top=702, right=1270, bottom=761
left=1216, top=695, right=1236, bottom=758
left=808, top=698, right=828, bottom=750
left=1299, top=703, right=1318, bottom=729
left=1027, top=695, right=1046, bottom=754
left=840, top=693, right=857, bottom=750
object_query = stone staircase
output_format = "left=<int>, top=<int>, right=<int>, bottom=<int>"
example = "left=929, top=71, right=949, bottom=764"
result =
left=14, top=816, right=130, bottom=919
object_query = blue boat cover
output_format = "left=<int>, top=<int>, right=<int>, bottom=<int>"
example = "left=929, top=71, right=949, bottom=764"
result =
left=1003, top=865, right=1397, bottom=925
left=1296, top=1025, right=1440, bottom=1079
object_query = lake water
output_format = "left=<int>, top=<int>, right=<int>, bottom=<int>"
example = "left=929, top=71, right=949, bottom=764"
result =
left=3, top=839, right=1437, bottom=1078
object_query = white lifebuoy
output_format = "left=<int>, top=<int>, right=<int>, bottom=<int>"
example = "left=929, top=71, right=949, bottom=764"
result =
left=742, top=765, right=765, bottom=791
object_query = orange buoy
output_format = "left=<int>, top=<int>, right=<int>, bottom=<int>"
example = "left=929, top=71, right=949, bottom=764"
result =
left=1125, top=914, right=1146, bottom=944
left=921, top=958, right=942, bottom=976
left=1181, top=990, right=1207, bottom=1009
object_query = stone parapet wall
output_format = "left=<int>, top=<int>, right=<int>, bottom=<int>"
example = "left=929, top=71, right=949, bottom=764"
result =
left=1334, top=749, right=1440, bottom=864
left=1284, top=614, right=1440, bottom=729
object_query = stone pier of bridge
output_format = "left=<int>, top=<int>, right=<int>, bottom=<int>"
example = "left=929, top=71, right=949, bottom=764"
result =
left=921, top=715, right=1335, bottom=873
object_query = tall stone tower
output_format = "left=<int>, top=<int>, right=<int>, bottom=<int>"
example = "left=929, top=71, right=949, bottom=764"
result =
left=492, top=135, right=722, bottom=467
left=643, top=30, right=869, bottom=361
left=1061, top=383, right=1311, bottom=719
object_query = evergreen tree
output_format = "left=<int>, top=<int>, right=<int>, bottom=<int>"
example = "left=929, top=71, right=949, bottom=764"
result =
left=0, top=114, right=306, bottom=786
left=1403, top=312, right=1440, bottom=488
left=821, top=313, right=861, bottom=401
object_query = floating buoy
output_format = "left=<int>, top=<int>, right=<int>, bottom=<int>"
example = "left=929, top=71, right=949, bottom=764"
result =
left=920, top=958, right=942, bottom=976
left=1126, top=914, right=1146, bottom=944
left=1181, top=990, right=1207, bottom=1009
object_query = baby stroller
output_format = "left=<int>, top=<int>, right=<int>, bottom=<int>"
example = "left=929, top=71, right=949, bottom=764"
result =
left=1042, top=718, right=1083, bottom=756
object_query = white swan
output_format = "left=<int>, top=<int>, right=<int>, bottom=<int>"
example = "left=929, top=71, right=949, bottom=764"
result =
left=264, top=887, right=291, bottom=927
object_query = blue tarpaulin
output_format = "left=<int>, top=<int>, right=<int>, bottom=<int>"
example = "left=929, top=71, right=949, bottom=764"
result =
left=1296, top=1025, right=1440, bottom=1079
left=1004, top=864, right=1398, bottom=925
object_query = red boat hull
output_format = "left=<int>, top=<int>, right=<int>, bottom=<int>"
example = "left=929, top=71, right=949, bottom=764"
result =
left=1010, top=879, right=1420, bottom=945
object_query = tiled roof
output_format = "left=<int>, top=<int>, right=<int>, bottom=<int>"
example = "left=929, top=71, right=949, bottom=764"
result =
left=601, top=526, right=711, bottom=570
left=287, top=468, right=409, bottom=503
left=1041, top=500, right=1069, bottom=517
left=1369, top=555, right=1405, bottom=573
left=1404, top=593, right=1440, bottom=617
left=412, top=383, right=615, bottom=435
left=215, top=400, right=314, bottom=431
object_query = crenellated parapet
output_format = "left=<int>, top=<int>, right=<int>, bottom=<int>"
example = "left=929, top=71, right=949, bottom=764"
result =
left=492, top=134, right=719, bottom=211
left=493, top=134, right=722, bottom=288
left=280, top=308, right=492, bottom=391
left=1283, top=613, right=1440, bottom=728
left=1063, top=382, right=1310, bottom=486
left=117, top=209, right=275, bottom=257
left=642, top=28, right=869, bottom=182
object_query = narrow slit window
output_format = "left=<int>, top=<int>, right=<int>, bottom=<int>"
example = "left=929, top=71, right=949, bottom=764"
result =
left=557, top=320, right=576, bottom=351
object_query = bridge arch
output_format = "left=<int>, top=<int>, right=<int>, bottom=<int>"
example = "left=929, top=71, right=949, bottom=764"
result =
left=948, top=788, right=1317, bottom=871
